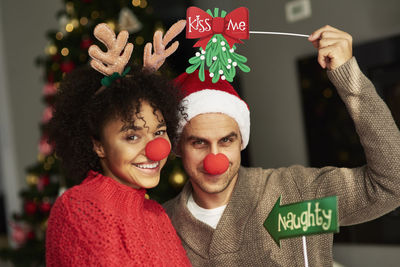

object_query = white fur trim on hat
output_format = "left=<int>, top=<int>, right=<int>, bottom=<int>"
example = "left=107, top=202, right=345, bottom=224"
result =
left=177, top=89, right=250, bottom=150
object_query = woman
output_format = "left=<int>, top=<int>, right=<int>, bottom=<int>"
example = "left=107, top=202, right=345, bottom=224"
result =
left=45, top=22, right=191, bottom=266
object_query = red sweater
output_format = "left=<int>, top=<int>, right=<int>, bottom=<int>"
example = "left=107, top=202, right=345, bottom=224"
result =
left=46, top=170, right=191, bottom=266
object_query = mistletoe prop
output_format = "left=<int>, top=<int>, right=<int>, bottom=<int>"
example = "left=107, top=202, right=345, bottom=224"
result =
left=186, top=7, right=250, bottom=83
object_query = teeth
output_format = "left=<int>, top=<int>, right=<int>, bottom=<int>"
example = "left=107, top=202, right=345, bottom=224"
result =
left=134, top=162, right=159, bottom=169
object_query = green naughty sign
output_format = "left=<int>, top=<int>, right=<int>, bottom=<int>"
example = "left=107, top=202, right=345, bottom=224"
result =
left=264, top=196, right=339, bottom=246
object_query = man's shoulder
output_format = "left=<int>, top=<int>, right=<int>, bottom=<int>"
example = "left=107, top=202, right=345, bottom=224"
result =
left=163, top=192, right=182, bottom=216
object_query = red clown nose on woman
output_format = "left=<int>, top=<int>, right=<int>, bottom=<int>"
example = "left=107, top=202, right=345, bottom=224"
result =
left=145, top=137, right=171, bottom=162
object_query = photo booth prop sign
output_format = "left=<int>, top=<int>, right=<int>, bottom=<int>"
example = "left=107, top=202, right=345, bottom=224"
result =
left=185, top=6, right=309, bottom=83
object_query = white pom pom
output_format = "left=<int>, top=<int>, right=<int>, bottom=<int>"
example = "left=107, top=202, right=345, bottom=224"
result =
left=222, top=47, right=226, bottom=51
left=200, top=55, right=205, bottom=60
left=201, top=49, right=206, bottom=54
left=227, top=65, right=231, bottom=69
left=195, top=52, right=200, bottom=57
left=219, top=69, right=223, bottom=75
left=209, top=72, right=214, bottom=78
left=230, top=48, right=234, bottom=53
left=213, top=56, right=217, bottom=61
left=228, top=59, right=232, bottom=63
left=220, top=41, right=225, bottom=46
left=221, top=75, right=226, bottom=80
left=233, top=62, right=237, bottom=66
left=212, top=38, right=217, bottom=43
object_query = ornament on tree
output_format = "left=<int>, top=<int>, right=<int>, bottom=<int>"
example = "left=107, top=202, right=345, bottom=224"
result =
left=41, top=106, right=54, bottom=124
left=24, top=201, right=37, bottom=215
left=168, top=167, right=187, bottom=188
left=42, top=82, right=57, bottom=96
left=26, top=174, right=39, bottom=186
left=186, top=7, right=250, bottom=83
left=37, top=175, right=50, bottom=191
left=10, top=222, right=32, bottom=247
left=80, top=37, right=93, bottom=50
left=203, top=153, right=229, bottom=175
left=39, top=200, right=52, bottom=213
left=60, top=61, right=76, bottom=73
left=118, top=7, right=143, bottom=34
left=38, top=134, right=53, bottom=156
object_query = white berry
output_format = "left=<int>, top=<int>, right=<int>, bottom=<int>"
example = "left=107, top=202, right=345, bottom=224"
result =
left=233, top=62, right=237, bottom=66
left=227, top=65, right=231, bottom=69
left=201, top=49, right=206, bottom=54
left=222, top=47, right=226, bottom=51
left=230, top=48, right=234, bottom=53
left=209, top=72, right=214, bottom=77
left=219, top=70, right=223, bottom=74
left=213, top=56, right=217, bottom=61
left=220, top=41, right=225, bottom=46
left=221, top=75, right=226, bottom=80
left=195, top=52, right=200, bottom=57
left=212, top=38, right=217, bottom=43
left=200, top=55, right=205, bottom=60
left=228, top=59, right=232, bottom=63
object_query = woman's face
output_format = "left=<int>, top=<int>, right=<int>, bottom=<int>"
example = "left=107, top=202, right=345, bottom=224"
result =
left=93, top=101, right=170, bottom=189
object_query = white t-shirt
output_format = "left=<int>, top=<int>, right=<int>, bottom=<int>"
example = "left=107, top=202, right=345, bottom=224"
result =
left=186, top=193, right=227, bottom=229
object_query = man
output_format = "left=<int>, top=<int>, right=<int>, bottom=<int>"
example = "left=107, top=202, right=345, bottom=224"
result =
left=164, top=25, right=400, bottom=266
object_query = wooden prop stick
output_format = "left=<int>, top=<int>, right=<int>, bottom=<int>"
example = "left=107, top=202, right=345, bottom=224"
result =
left=250, top=31, right=309, bottom=38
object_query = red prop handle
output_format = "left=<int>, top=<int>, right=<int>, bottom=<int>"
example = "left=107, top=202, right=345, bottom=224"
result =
left=145, top=138, right=171, bottom=161
left=203, top=153, right=229, bottom=175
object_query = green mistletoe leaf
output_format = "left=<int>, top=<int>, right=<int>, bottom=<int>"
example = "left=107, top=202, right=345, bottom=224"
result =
left=186, top=62, right=200, bottom=74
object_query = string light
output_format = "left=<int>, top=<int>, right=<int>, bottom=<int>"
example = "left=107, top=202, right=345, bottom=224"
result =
left=56, top=32, right=64, bottom=40
left=106, top=21, right=116, bottom=31
left=26, top=174, right=39, bottom=186
left=140, top=0, right=147, bottom=8
left=135, top=36, right=144, bottom=45
left=61, top=48, right=69, bottom=56
left=66, top=2, right=74, bottom=15
left=47, top=156, right=55, bottom=165
left=44, top=163, right=51, bottom=171
left=38, top=153, right=45, bottom=162
left=132, top=0, right=141, bottom=7
left=323, top=88, right=332, bottom=98
left=80, top=17, right=88, bottom=26
left=71, top=19, right=79, bottom=28
left=154, top=21, right=165, bottom=33
left=91, top=10, right=100, bottom=20
left=65, top=23, right=74, bottom=32
left=46, top=45, right=57, bottom=56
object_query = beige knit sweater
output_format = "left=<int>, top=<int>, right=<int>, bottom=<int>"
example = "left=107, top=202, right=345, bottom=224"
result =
left=164, top=57, right=400, bottom=266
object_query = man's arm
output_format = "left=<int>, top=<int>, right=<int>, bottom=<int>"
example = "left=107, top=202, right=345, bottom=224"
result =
left=291, top=26, right=400, bottom=225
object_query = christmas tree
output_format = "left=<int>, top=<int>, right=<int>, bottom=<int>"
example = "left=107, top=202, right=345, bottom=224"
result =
left=0, top=0, right=187, bottom=266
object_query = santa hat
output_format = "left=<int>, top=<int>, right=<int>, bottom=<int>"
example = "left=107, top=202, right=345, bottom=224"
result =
left=174, top=70, right=250, bottom=150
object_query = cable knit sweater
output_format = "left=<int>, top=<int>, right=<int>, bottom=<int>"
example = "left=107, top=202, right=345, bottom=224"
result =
left=163, top=57, right=400, bottom=266
left=46, top=170, right=191, bottom=266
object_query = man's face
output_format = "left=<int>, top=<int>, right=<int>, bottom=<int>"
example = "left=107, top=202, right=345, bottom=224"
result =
left=179, top=113, right=242, bottom=205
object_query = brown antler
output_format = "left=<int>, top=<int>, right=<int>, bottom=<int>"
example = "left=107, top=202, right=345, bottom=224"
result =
left=88, top=23, right=134, bottom=76
left=143, top=20, right=186, bottom=71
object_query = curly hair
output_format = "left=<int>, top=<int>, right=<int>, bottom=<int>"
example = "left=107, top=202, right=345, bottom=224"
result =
left=47, top=64, right=181, bottom=181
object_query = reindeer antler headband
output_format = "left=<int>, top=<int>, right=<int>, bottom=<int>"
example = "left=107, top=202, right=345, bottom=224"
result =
left=88, top=20, right=186, bottom=93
